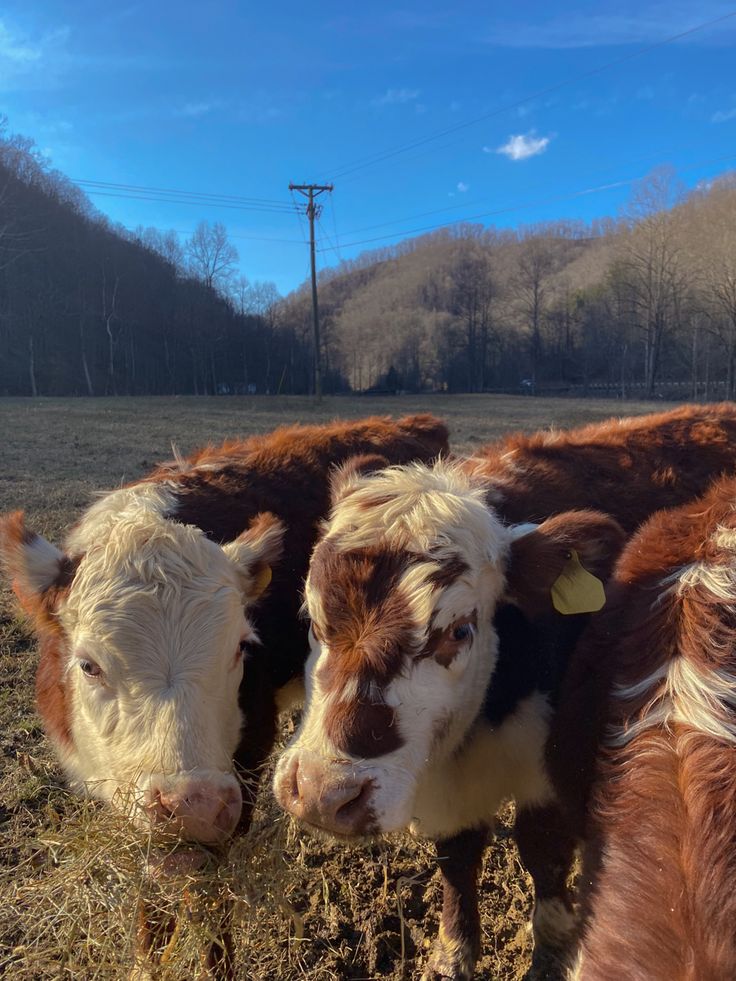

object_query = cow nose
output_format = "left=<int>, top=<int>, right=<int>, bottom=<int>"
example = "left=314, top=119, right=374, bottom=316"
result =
left=148, top=778, right=242, bottom=844
left=275, top=753, right=374, bottom=836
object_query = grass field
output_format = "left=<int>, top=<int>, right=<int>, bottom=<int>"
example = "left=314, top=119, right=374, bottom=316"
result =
left=0, top=394, right=663, bottom=981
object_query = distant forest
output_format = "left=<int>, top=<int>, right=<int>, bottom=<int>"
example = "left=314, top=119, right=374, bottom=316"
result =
left=0, top=120, right=310, bottom=397
left=2, top=118, right=736, bottom=398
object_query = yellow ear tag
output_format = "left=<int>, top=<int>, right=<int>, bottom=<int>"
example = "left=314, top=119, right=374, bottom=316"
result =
left=550, top=550, right=606, bottom=615
left=253, top=564, right=272, bottom=597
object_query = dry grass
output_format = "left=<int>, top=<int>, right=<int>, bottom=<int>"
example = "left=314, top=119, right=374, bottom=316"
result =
left=0, top=394, right=662, bottom=980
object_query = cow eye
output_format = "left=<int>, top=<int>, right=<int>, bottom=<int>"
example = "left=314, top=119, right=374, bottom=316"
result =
left=79, top=659, right=102, bottom=679
left=451, top=623, right=473, bottom=643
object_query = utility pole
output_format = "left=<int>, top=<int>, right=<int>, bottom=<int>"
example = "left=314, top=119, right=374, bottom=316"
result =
left=290, top=182, right=333, bottom=399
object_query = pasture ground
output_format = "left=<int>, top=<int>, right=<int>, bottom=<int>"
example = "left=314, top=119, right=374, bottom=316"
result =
left=0, top=394, right=660, bottom=980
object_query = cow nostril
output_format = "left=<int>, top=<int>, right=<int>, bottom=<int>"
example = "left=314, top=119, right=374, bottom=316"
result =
left=149, top=791, right=176, bottom=822
left=334, top=781, right=370, bottom=821
left=291, top=759, right=306, bottom=804
left=214, top=800, right=237, bottom=832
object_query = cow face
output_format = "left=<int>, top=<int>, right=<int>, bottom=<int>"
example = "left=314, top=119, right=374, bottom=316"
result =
left=1, top=497, right=283, bottom=844
left=273, top=461, right=623, bottom=838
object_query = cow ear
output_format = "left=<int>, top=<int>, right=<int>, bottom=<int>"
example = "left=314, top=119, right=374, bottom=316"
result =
left=0, top=511, right=71, bottom=604
left=222, top=512, right=285, bottom=604
left=329, top=454, right=390, bottom=505
left=504, top=511, right=626, bottom=618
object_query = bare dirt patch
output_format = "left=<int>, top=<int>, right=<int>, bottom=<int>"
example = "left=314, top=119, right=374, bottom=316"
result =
left=0, top=394, right=659, bottom=980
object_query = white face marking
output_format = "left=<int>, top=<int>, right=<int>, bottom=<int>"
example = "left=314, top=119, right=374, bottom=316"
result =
left=58, top=514, right=249, bottom=810
left=35, top=481, right=285, bottom=822
left=275, top=461, right=517, bottom=835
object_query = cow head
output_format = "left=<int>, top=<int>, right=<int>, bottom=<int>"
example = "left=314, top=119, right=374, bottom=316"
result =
left=273, top=460, right=623, bottom=838
left=0, top=489, right=284, bottom=844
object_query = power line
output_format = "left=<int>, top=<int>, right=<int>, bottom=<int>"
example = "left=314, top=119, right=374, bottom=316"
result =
left=321, top=11, right=736, bottom=182
left=316, top=215, right=341, bottom=263
left=334, top=135, right=466, bottom=189
left=83, top=188, right=300, bottom=216
left=327, top=195, right=343, bottom=264
left=73, top=177, right=298, bottom=210
left=317, top=152, right=736, bottom=253
left=124, top=225, right=304, bottom=246
left=330, top=139, right=729, bottom=239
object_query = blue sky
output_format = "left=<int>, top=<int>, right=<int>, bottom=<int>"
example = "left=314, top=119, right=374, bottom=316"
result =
left=1, top=2, right=735, bottom=294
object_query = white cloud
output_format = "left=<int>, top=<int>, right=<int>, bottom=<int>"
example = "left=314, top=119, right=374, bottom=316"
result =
left=372, top=87, right=420, bottom=107
left=0, top=20, right=41, bottom=63
left=712, top=105, right=736, bottom=123
left=490, top=132, right=551, bottom=161
left=177, top=101, right=215, bottom=118
left=0, top=19, right=70, bottom=92
left=457, top=181, right=469, bottom=192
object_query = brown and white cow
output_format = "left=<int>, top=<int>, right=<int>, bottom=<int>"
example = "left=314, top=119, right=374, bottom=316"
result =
left=0, top=414, right=448, bottom=845
left=547, top=474, right=736, bottom=981
left=274, top=403, right=736, bottom=981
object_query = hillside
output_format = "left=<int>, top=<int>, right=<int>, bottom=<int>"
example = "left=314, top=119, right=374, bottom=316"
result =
left=2, top=117, right=736, bottom=399
left=281, top=170, right=736, bottom=398
left=0, top=123, right=310, bottom=397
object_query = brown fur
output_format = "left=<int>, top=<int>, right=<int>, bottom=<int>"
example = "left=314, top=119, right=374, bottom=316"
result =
left=425, top=827, right=488, bottom=981
left=328, top=453, right=392, bottom=505
left=469, top=403, right=736, bottom=533
left=310, top=543, right=475, bottom=732
left=326, top=698, right=403, bottom=759
left=0, top=513, right=80, bottom=749
left=304, top=405, right=736, bottom=981
left=549, top=475, right=736, bottom=980
left=0, top=415, right=448, bottom=817
left=418, top=614, right=478, bottom=668
left=313, top=544, right=417, bottom=693
left=506, top=511, right=627, bottom=618
left=426, top=554, right=470, bottom=590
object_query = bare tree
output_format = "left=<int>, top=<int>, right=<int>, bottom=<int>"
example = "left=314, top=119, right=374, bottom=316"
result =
left=514, top=234, right=556, bottom=393
left=185, top=221, right=239, bottom=292
left=616, top=167, right=690, bottom=396
left=449, top=240, right=496, bottom=391
left=686, top=176, right=736, bottom=397
left=100, top=258, right=121, bottom=393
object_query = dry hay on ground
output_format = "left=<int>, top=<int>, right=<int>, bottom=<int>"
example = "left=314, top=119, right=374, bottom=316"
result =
left=1, top=742, right=533, bottom=980
left=0, top=395, right=661, bottom=979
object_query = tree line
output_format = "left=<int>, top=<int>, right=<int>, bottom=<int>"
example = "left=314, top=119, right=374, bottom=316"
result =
left=0, top=120, right=313, bottom=397
left=2, top=116, right=735, bottom=399
left=281, top=166, right=736, bottom=400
